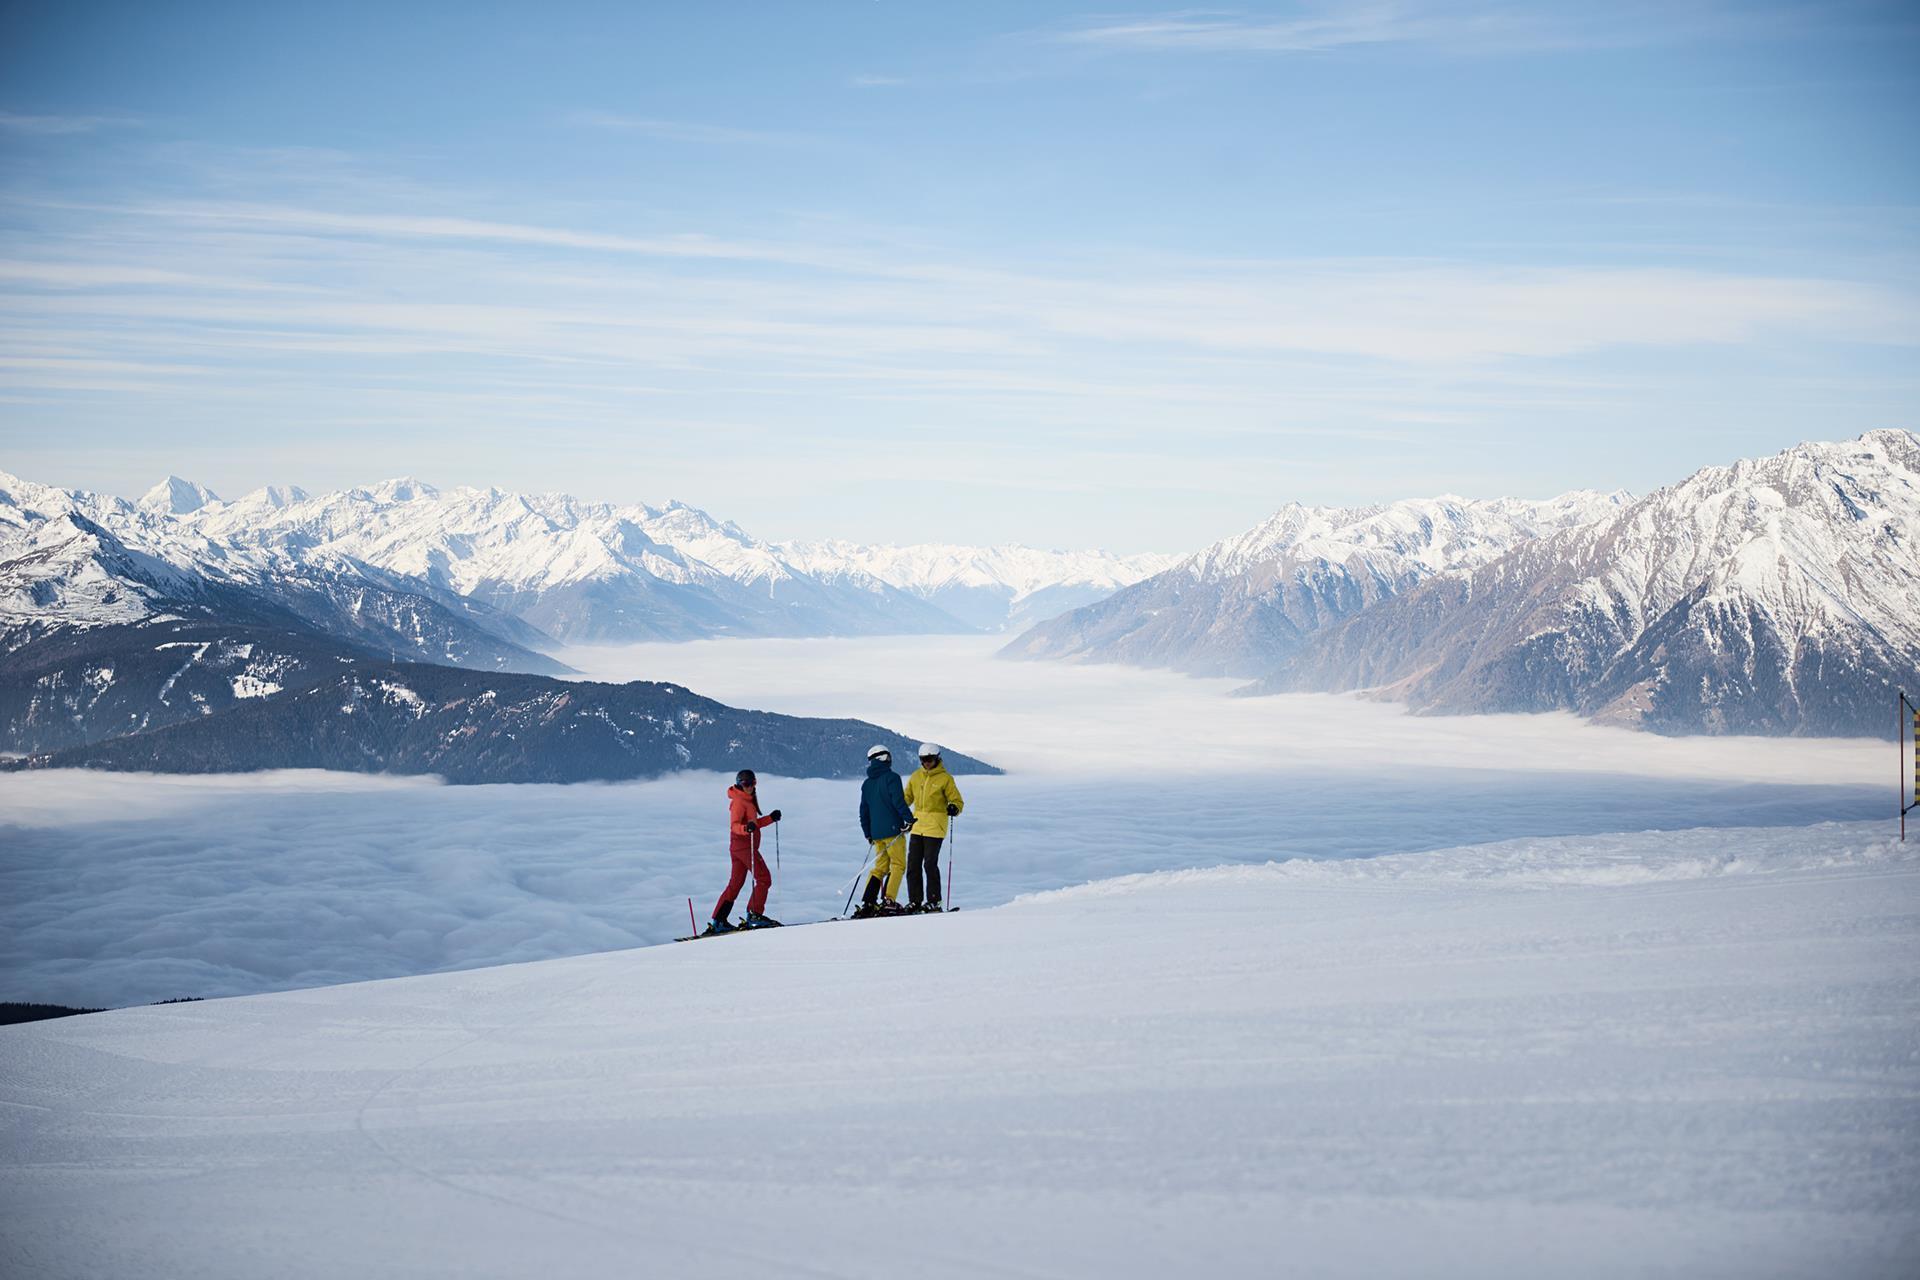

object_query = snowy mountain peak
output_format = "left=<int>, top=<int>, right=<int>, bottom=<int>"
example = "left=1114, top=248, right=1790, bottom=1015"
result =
left=1856, top=426, right=1920, bottom=464
left=361, top=478, right=438, bottom=504
left=138, top=475, right=222, bottom=516
left=1180, top=489, right=1626, bottom=584
left=233, top=484, right=310, bottom=510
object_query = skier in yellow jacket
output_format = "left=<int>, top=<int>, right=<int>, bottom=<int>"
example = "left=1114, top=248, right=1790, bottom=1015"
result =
left=902, top=742, right=964, bottom=913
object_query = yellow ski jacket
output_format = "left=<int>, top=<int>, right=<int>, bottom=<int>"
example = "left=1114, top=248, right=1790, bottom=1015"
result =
left=902, top=764, right=965, bottom=838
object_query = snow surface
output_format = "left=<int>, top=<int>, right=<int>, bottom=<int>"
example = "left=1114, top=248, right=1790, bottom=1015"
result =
left=3, top=825, right=1915, bottom=1279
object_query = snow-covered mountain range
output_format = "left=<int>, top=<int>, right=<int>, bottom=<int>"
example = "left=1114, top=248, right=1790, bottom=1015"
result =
left=0, top=467, right=1135, bottom=767
left=1009, top=430, right=1920, bottom=736
left=1251, top=429, right=1920, bottom=734
left=1004, top=490, right=1630, bottom=675
left=3, top=468, right=1169, bottom=650
left=1, top=470, right=561, bottom=672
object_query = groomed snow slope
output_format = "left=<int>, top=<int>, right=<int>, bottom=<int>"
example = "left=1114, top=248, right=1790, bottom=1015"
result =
left=4, top=825, right=1917, bottom=1279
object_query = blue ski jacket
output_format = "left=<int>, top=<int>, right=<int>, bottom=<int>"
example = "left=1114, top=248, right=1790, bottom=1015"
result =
left=859, top=757, right=915, bottom=842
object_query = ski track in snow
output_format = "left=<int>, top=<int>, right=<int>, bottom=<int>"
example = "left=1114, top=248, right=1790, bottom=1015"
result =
left=2, top=830, right=1916, bottom=1279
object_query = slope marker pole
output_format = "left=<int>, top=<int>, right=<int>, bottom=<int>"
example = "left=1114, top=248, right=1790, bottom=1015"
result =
left=688, top=896, right=698, bottom=937
left=1902, top=690, right=1912, bottom=844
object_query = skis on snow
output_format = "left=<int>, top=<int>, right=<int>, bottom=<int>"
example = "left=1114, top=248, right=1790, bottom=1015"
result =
left=674, top=917, right=784, bottom=943
left=675, top=908, right=956, bottom=942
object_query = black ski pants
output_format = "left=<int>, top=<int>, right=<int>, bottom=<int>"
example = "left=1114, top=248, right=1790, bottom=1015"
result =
left=906, top=834, right=944, bottom=905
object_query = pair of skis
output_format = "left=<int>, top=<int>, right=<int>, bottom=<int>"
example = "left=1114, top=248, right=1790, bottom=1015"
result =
left=674, top=920, right=783, bottom=943
left=844, top=904, right=954, bottom=921
left=673, top=907, right=957, bottom=943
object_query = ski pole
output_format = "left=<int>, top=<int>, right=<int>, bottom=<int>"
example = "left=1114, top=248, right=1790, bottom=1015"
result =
left=842, top=841, right=876, bottom=917
left=773, top=818, right=782, bottom=915
left=946, top=815, right=955, bottom=911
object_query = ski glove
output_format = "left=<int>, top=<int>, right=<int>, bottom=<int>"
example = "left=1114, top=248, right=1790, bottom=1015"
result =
left=767, top=809, right=782, bottom=823
left=946, top=803, right=959, bottom=817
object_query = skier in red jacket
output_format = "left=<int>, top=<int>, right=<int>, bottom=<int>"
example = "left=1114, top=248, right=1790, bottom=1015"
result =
left=707, top=769, right=782, bottom=934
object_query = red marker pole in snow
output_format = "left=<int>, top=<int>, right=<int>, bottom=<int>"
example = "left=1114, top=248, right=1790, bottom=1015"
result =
left=1896, top=694, right=1912, bottom=844
left=1902, top=690, right=1913, bottom=844
left=688, top=896, right=698, bottom=936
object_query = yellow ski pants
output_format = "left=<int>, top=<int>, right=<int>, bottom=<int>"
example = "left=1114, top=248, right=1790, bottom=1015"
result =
left=868, top=835, right=906, bottom=900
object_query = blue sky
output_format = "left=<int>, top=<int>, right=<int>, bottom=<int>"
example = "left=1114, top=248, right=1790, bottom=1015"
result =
left=1, top=1, right=1916, bottom=550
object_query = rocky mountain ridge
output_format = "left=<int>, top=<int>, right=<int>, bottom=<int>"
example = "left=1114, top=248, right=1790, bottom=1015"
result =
left=1248, top=429, right=1920, bottom=735
left=6, top=661, right=998, bottom=784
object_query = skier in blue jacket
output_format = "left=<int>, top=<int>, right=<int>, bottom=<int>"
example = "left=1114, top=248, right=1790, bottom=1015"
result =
left=854, top=744, right=915, bottom=917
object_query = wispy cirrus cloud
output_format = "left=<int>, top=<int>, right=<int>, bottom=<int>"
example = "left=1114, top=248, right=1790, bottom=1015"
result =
left=1048, top=3, right=1827, bottom=57
left=6, top=195, right=1915, bottom=375
left=0, top=259, right=304, bottom=292
left=125, top=200, right=851, bottom=269
left=0, top=111, right=139, bottom=136
left=567, top=110, right=817, bottom=147
left=1057, top=5, right=1438, bottom=54
left=3, top=185, right=1915, bottom=535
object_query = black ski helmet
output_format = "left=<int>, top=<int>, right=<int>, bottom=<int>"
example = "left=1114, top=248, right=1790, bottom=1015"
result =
left=734, top=768, right=756, bottom=788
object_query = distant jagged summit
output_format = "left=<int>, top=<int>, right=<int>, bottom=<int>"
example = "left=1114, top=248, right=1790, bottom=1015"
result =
left=137, top=475, right=222, bottom=516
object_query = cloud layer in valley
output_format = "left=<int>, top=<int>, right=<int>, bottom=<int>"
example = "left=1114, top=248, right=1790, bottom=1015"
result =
left=0, top=640, right=1889, bottom=1008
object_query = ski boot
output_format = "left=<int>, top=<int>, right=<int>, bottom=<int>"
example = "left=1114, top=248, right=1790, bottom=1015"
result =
left=702, top=916, right=735, bottom=936
left=925, top=898, right=943, bottom=914
left=876, top=900, right=908, bottom=916
left=742, top=911, right=782, bottom=929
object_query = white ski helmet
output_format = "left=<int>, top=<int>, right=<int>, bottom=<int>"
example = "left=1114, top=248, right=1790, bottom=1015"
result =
left=917, top=742, right=941, bottom=759
left=866, top=743, right=891, bottom=760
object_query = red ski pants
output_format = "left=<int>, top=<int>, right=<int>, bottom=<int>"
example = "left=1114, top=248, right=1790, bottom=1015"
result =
left=714, top=844, right=771, bottom=918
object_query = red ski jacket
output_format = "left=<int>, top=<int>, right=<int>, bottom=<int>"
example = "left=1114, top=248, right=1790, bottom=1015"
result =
left=729, top=785, right=773, bottom=854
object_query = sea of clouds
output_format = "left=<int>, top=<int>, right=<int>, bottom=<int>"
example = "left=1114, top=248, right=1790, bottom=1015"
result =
left=1, top=638, right=1891, bottom=1007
